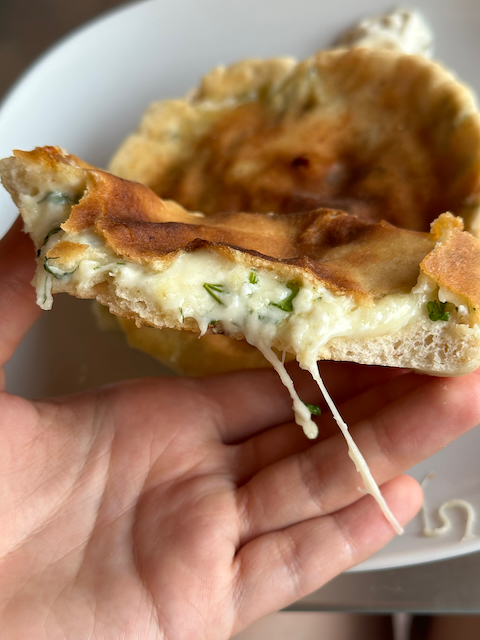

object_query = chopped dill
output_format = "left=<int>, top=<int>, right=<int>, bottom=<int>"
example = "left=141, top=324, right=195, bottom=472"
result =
left=203, top=283, right=224, bottom=305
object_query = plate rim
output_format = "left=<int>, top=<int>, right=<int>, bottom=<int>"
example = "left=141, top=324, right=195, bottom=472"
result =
left=1, top=0, right=479, bottom=572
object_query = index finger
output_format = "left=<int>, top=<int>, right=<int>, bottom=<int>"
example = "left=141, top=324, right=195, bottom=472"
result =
left=196, top=360, right=405, bottom=443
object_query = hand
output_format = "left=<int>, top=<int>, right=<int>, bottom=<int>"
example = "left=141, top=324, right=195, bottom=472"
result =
left=1, top=220, right=479, bottom=640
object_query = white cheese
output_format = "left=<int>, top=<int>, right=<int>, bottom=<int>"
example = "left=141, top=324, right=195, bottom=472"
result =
left=337, top=9, right=433, bottom=58
left=423, top=500, right=476, bottom=541
left=421, top=474, right=476, bottom=541
left=35, top=267, right=54, bottom=309
left=305, top=359, right=403, bottom=534
left=20, top=189, right=82, bottom=247
left=249, top=340, right=318, bottom=439
left=107, top=249, right=428, bottom=350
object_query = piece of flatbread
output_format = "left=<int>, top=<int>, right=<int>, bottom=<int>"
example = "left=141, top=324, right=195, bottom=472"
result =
left=2, top=146, right=479, bottom=382
left=110, top=47, right=480, bottom=237
left=3, top=146, right=480, bottom=534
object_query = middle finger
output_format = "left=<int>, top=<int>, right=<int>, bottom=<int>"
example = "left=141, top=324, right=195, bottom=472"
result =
left=231, top=370, right=431, bottom=483
left=234, top=373, right=480, bottom=545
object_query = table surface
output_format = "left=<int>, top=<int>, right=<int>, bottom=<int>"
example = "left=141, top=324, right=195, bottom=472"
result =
left=1, top=0, right=479, bottom=615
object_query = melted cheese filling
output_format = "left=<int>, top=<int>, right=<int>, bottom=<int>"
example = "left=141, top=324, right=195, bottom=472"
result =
left=421, top=474, right=476, bottom=541
left=114, top=249, right=426, bottom=350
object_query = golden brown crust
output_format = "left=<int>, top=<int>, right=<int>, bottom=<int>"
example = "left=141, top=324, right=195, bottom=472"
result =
left=110, top=48, right=480, bottom=236
left=421, top=225, right=480, bottom=314
left=46, top=241, right=88, bottom=267
left=5, top=146, right=477, bottom=309
left=40, top=147, right=435, bottom=305
left=14, top=146, right=91, bottom=170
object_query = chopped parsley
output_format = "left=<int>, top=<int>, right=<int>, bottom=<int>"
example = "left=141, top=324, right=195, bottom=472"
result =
left=249, top=271, right=259, bottom=285
left=271, top=282, right=300, bottom=313
left=203, top=283, right=225, bottom=305
left=43, top=256, right=76, bottom=279
left=302, top=401, right=322, bottom=416
left=427, top=300, right=449, bottom=322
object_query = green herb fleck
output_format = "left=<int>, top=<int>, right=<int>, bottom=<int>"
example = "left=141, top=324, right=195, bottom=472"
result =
left=271, top=282, right=300, bottom=312
left=427, top=300, right=449, bottom=322
left=38, top=191, right=80, bottom=206
left=37, top=227, right=62, bottom=257
left=249, top=271, right=259, bottom=285
left=44, top=256, right=76, bottom=279
left=257, top=314, right=271, bottom=323
left=44, top=257, right=62, bottom=278
left=204, top=283, right=224, bottom=305
left=116, top=262, right=125, bottom=265
left=303, top=401, right=321, bottom=416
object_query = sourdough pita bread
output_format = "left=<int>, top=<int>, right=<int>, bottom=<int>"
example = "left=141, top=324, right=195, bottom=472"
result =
left=2, top=146, right=480, bottom=377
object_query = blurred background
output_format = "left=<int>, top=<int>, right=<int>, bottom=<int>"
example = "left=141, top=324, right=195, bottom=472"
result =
left=0, top=0, right=131, bottom=100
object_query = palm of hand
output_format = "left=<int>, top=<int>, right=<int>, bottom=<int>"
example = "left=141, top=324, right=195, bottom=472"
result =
left=1, top=222, right=480, bottom=640
left=0, top=377, right=238, bottom=638
left=0, top=373, right=393, bottom=639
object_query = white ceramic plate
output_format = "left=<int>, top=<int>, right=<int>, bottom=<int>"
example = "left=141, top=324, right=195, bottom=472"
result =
left=1, top=0, right=480, bottom=571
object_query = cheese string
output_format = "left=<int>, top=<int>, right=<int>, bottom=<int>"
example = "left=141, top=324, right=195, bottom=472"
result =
left=306, top=360, right=403, bottom=535
left=247, top=340, right=319, bottom=439
left=421, top=473, right=476, bottom=541
left=244, top=331, right=403, bottom=534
